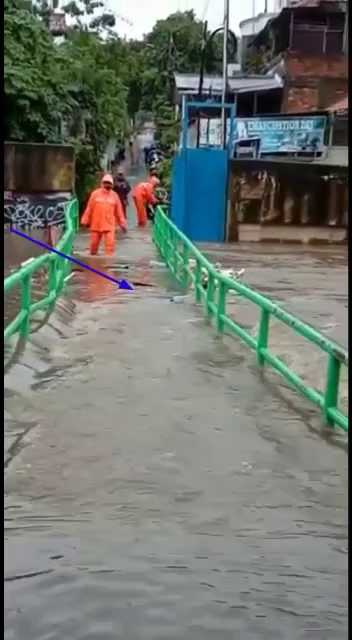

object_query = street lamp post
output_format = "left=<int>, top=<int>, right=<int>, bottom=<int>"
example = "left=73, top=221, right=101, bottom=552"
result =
left=221, top=0, right=230, bottom=147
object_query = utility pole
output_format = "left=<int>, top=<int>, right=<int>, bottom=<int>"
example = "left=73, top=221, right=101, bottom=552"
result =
left=343, top=1, right=348, bottom=56
left=221, top=0, right=229, bottom=147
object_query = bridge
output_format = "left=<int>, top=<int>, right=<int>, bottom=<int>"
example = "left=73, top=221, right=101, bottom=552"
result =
left=4, top=170, right=348, bottom=638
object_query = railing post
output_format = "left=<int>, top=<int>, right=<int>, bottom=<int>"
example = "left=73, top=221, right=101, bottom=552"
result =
left=216, top=281, right=226, bottom=332
left=48, top=255, right=57, bottom=299
left=165, top=224, right=171, bottom=265
left=65, top=256, right=72, bottom=280
left=75, top=201, right=80, bottom=232
left=162, top=216, right=167, bottom=260
left=206, top=272, right=215, bottom=317
left=20, top=273, right=31, bottom=337
left=57, top=259, right=65, bottom=293
left=168, top=227, right=174, bottom=272
left=64, top=237, right=73, bottom=279
left=155, top=211, right=163, bottom=257
left=257, top=308, right=270, bottom=366
left=181, top=243, right=190, bottom=289
left=324, top=354, right=341, bottom=426
left=194, top=260, right=202, bottom=302
left=153, top=209, right=159, bottom=248
left=173, top=234, right=178, bottom=277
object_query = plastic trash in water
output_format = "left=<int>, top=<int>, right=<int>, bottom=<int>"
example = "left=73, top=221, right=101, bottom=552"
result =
left=150, top=260, right=167, bottom=268
left=170, top=295, right=187, bottom=303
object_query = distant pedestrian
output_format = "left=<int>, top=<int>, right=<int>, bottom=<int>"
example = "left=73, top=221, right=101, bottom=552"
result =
left=128, top=136, right=135, bottom=164
left=115, top=145, right=126, bottom=165
left=113, top=170, right=131, bottom=219
left=81, top=174, right=127, bottom=256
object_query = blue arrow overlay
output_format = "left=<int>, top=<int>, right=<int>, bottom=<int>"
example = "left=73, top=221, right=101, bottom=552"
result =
left=10, top=228, right=134, bottom=291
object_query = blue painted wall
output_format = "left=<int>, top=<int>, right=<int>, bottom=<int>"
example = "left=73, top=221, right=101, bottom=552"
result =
left=170, top=153, right=185, bottom=230
left=170, top=147, right=228, bottom=243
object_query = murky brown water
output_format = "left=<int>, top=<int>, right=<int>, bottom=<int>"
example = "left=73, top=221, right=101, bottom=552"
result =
left=201, top=243, right=348, bottom=348
left=4, top=168, right=348, bottom=639
left=4, top=227, right=64, bottom=331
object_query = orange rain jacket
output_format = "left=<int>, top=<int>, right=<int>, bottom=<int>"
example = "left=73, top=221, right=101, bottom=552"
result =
left=81, top=187, right=127, bottom=232
left=131, top=181, right=158, bottom=207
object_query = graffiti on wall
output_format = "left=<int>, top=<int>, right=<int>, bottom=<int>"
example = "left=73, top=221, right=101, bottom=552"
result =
left=4, top=192, right=72, bottom=228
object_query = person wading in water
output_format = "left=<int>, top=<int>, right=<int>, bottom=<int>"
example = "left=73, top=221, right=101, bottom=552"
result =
left=81, top=174, right=127, bottom=256
left=131, top=176, right=160, bottom=227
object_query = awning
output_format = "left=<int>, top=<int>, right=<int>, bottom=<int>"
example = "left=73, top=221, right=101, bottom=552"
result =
left=174, top=73, right=283, bottom=96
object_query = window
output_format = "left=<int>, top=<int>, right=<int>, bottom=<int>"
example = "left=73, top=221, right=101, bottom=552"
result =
left=291, top=28, right=324, bottom=54
left=326, top=31, right=344, bottom=54
left=290, top=14, right=345, bottom=55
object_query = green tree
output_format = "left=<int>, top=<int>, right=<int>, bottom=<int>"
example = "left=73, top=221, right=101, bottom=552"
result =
left=134, top=11, right=224, bottom=152
left=4, top=0, right=73, bottom=141
left=5, top=3, right=221, bottom=199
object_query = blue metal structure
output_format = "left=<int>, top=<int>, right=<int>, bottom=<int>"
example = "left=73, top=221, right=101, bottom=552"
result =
left=170, top=99, right=236, bottom=243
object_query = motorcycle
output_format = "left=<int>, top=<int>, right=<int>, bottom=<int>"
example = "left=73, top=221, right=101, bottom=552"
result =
left=144, top=145, right=164, bottom=170
left=146, top=186, right=169, bottom=223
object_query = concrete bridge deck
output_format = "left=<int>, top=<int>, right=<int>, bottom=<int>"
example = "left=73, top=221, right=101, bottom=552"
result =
left=4, top=222, right=347, bottom=639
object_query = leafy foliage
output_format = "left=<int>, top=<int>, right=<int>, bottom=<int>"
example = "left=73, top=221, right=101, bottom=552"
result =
left=5, top=0, right=72, bottom=141
left=5, top=3, right=220, bottom=200
left=158, top=158, right=172, bottom=193
left=136, top=11, right=224, bottom=153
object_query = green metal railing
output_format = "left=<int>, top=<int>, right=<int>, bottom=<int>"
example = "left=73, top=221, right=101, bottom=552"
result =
left=153, top=206, right=348, bottom=433
left=4, top=198, right=79, bottom=342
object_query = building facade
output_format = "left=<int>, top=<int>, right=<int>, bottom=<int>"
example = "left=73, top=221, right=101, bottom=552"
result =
left=250, top=0, right=348, bottom=113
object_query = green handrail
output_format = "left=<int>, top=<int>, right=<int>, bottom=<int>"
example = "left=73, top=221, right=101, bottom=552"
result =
left=4, top=198, right=79, bottom=342
left=153, top=206, right=348, bottom=433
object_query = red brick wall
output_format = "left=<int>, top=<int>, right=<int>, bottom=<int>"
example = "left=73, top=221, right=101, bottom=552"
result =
left=281, top=53, right=348, bottom=112
left=283, top=86, right=319, bottom=113
left=286, top=54, right=348, bottom=79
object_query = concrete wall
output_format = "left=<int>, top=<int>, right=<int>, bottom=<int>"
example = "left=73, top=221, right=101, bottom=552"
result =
left=4, top=142, right=75, bottom=227
left=238, top=224, right=347, bottom=244
left=4, top=142, right=75, bottom=193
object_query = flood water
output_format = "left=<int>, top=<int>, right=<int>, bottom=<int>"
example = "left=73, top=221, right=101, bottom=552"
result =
left=4, top=165, right=348, bottom=639
left=201, top=242, right=348, bottom=349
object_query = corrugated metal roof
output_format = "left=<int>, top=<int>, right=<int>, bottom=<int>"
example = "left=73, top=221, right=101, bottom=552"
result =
left=229, top=76, right=283, bottom=93
left=287, top=0, right=346, bottom=7
left=174, top=73, right=283, bottom=95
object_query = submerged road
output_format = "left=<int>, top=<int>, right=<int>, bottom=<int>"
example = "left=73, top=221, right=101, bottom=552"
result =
left=4, top=197, right=348, bottom=639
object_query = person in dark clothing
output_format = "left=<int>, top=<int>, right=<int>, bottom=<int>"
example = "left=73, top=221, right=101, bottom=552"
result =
left=115, top=145, right=126, bottom=165
left=113, top=170, right=131, bottom=218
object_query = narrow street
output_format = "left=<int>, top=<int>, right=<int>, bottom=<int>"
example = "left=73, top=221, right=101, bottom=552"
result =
left=4, top=1, right=348, bottom=637
left=4, top=180, right=348, bottom=639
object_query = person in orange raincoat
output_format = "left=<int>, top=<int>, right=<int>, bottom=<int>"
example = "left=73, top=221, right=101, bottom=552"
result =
left=81, top=174, right=127, bottom=256
left=131, top=176, right=160, bottom=227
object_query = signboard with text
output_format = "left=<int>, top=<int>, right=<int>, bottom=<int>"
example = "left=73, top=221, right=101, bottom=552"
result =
left=234, top=116, right=327, bottom=155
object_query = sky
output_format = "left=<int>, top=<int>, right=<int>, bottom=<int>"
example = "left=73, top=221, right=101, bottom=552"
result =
left=105, top=0, right=278, bottom=40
